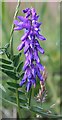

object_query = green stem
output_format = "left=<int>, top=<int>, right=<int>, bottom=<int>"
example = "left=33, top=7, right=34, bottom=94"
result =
left=16, top=81, right=22, bottom=119
left=10, top=0, right=21, bottom=55
left=28, top=88, right=32, bottom=106
left=9, top=0, right=21, bottom=118
left=14, top=67, right=22, bottom=119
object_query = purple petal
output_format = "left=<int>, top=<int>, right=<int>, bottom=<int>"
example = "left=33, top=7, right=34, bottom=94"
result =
left=13, top=20, right=19, bottom=25
left=35, top=39, right=40, bottom=46
left=36, top=32, right=46, bottom=40
left=23, top=59, right=29, bottom=71
left=14, top=22, right=26, bottom=30
left=24, top=41, right=29, bottom=54
left=36, top=68, right=43, bottom=81
left=18, top=22, right=30, bottom=29
left=27, top=69, right=32, bottom=79
left=31, top=78, right=36, bottom=88
left=17, top=16, right=27, bottom=22
left=19, top=79, right=26, bottom=86
left=37, top=45, right=44, bottom=54
left=34, top=23, right=42, bottom=32
left=21, top=31, right=30, bottom=41
left=23, top=8, right=30, bottom=13
left=17, top=42, right=25, bottom=51
left=17, top=22, right=23, bottom=26
left=35, top=22, right=42, bottom=28
left=31, top=8, right=36, bottom=17
left=37, top=62, right=44, bottom=71
left=26, top=81, right=32, bottom=92
left=31, top=67, right=36, bottom=78
left=24, top=46, right=29, bottom=54
left=34, top=49, right=40, bottom=63
left=32, top=15, right=39, bottom=21
left=28, top=49, right=33, bottom=64
left=26, top=10, right=31, bottom=18
left=14, top=26, right=23, bottom=30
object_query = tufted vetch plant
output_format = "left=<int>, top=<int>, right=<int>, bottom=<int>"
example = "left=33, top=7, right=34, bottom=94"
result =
left=1, top=1, right=62, bottom=119
left=14, top=8, right=46, bottom=92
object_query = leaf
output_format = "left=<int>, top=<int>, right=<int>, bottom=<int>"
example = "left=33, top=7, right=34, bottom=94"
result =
left=0, top=58, right=12, bottom=64
left=0, top=68, right=19, bottom=80
left=7, top=82, right=20, bottom=88
left=30, top=106, right=62, bottom=118
left=13, top=52, right=21, bottom=67
left=0, top=64, right=13, bottom=70
left=0, top=97, right=17, bottom=106
left=8, top=87, right=16, bottom=92
left=20, top=105, right=29, bottom=110
left=0, top=49, right=4, bottom=55
left=19, top=96, right=27, bottom=103
left=18, top=90, right=25, bottom=95
left=20, top=72, right=24, bottom=78
left=4, top=43, right=11, bottom=59
left=11, top=96, right=27, bottom=104
left=0, top=84, right=6, bottom=92
left=10, top=35, right=14, bottom=56
left=17, top=62, right=23, bottom=72
left=4, top=43, right=10, bottom=49
left=8, top=87, right=25, bottom=95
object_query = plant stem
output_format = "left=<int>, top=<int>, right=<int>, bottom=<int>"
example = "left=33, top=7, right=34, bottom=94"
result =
left=16, top=81, right=22, bottom=119
left=10, top=0, right=21, bottom=55
left=9, top=0, right=21, bottom=118
left=14, top=67, right=22, bottom=119
left=28, top=88, right=32, bottom=106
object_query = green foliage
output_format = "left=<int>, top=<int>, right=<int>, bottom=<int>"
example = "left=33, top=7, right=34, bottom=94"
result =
left=0, top=64, right=13, bottom=70
left=0, top=68, right=19, bottom=80
left=0, top=58, right=12, bottom=64
left=7, top=82, right=20, bottom=88
left=30, top=106, right=62, bottom=118
left=12, top=52, right=21, bottom=67
left=17, top=62, right=23, bottom=72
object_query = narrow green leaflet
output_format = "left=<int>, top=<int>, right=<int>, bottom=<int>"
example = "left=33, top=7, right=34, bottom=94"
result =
left=0, top=58, right=12, bottom=64
left=0, top=97, right=17, bottom=106
left=20, top=105, right=29, bottom=110
left=0, top=64, right=13, bottom=70
left=0, top=68, right=19, bottom=80
left=8, top=87, right=16, bottom=92
left=8, top=87, right=25, bottom=95
left=20, top=73, right=24, bottom=78
left=30, top=106, right=62, bottom=118
left=13, top=52, right=21, bottom=67
left=11, top=96, right=27, bottom=104
left=4, top=43, right=10, bottom=49
left=7, top=82, right=20, bottom=88
left=0, top=84, right=6, bottom=92
left=0, top=50, right=4, bottom=55
left=18, top=90, right=25, bottom=95
left=17, top=62, right=23, bottom=72
left=5, top=50, right=11, bottom=59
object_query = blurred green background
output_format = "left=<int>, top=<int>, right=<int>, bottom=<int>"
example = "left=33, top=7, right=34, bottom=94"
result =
left=0, top=2, right=61, bottom=118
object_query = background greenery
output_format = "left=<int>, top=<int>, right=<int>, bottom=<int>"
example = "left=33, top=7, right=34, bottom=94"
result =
left=0, top=2, right=61, bottom=119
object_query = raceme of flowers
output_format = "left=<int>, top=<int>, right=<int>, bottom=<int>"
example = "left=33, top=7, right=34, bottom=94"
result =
left=14, top=8, right=46, bottom=92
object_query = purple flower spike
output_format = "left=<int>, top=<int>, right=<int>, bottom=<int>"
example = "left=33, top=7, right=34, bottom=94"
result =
left=14, top=8, right=46, bottom=92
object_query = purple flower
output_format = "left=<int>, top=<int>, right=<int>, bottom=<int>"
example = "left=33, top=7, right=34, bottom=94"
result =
left=14, top=8, right=46, bottom=92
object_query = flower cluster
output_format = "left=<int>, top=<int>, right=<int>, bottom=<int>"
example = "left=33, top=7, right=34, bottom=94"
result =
left=14, top=8, right=46, bottom=92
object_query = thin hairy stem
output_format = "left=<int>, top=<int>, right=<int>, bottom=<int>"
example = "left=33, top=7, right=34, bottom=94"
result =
left=10, top=0, right=21, bottom=55
left=9, top=0, right=22, bottom=119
